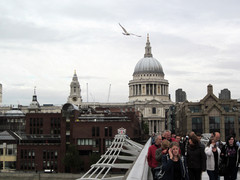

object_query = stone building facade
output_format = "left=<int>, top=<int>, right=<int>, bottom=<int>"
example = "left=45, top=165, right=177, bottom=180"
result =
left=128, top=35, right=173, bottom=135
left=175, top=84, right=240, bottom=141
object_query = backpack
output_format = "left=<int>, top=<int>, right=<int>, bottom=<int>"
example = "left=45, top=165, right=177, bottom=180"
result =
left=154, top=155, right=169, bottom=180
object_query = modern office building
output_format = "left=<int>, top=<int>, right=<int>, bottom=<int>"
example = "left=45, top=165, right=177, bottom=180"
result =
left=219, top=88, right=231, bottom=100
left=175, top=88, right=187, bottom=103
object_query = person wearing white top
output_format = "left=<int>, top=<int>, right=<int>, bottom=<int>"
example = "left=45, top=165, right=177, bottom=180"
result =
left=205, top=137, right=221, bottom=180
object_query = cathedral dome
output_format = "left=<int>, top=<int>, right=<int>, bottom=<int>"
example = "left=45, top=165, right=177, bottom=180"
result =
left=133, top=34, right=164, bottom=76
left=133, top=57, right=164, bottom=75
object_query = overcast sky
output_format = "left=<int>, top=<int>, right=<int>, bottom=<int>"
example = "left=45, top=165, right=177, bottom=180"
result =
left=1, top=0, right=240, bottom=106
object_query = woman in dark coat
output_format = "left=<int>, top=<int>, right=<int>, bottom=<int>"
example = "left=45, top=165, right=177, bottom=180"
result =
left=160, top=142, right=189, bottom=180
left=186, top=132, right=206, bottom=180
left=220, top=135, right=240, bottom=180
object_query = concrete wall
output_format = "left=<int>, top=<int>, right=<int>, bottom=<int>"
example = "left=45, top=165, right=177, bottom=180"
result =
left=0, top=172, right=83, bottom=180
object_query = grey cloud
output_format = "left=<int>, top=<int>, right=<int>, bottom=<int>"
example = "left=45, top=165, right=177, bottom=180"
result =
left=0, top=17, right=60, bottom=42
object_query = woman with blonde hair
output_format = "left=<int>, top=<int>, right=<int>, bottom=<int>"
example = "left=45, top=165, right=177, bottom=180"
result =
left=160, top=142, right=189, bottom=180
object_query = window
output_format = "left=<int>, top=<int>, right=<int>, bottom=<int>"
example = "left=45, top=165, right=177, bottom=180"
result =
left=189, top=106, right=201, bottom=113
left=96, top=127, right=100, bottom=136
left=109, top=127, right=112, bottom=137
left=78, top=139, right=94, bottom=146
left=209, top=116, right=220, bottom=133
left=20, top=150, right=23, bottom=158
left=30, top=118, right=32, bottom=126
left=105, top=139, right=112, bottom=147
left=222, top=105, right=230, bottom=112
left=92, top=127, right=95, bottom=136
left=192, top=117, right=203, bottom=133
left=152, top=107, right=156, bottom=114
left=105, top=127, right=108, bottom=136
left=225, top=116, right=235, bottom=138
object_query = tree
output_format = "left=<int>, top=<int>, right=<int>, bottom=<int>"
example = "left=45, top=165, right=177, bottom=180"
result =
left=142, top=121, right=149, bottom=135
left=63, top=144, right=83, bottom=173
left=89, top=152, right=101, bottom=166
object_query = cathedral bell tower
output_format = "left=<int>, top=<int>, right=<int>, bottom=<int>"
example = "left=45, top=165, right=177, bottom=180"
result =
left=67, top=70, right=82, bottom=106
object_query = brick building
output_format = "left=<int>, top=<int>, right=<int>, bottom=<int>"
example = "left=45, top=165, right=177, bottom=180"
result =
left=16, top=103, right=142, bottom=172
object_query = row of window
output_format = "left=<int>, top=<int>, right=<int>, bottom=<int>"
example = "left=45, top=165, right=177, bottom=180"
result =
left=0, top=118, right=24, bottom=125
left=77, top=138, right=112, bottom=147
left=30, top=128, right=61, bottom=135
left=192, top=116, right=238, bottom=137
left=43, top=150, right=58, bottom=159
left=30, top=118, right=43, bottom=127
left=0, top=148, right=17, bottom=155
left=30, top=128, right=43, bottom=134
left=43, top=160, right=58, bottom=170
left=189, top=105, right=238, bottom=113
left=20, top=150, right=35, bottom=159
left=0, top=161, right=16, bottom=169
left=51, top=118, right=61, bottom=128
left=20, top=161, right=35, bottom=170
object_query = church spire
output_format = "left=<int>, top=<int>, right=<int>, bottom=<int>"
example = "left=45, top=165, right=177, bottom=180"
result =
left=144, top=34, right=153, bottom=58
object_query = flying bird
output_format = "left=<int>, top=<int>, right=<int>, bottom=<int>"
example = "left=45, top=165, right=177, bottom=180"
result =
left=119, top=23, right=141, bottom=37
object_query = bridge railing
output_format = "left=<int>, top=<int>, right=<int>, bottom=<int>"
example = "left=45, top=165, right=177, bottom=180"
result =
left=124, top=137, right=152, bottom=180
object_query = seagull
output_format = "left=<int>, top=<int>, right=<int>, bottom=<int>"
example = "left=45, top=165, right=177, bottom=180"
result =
left=119, top=23, right=141, bottom=37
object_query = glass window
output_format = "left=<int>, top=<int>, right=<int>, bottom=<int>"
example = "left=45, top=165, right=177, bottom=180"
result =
left=0, top=148, right=3, bottom=155
left=209, top=116, right=220, bottom=133
left=92, top=127, right=95, bottom=137
left=225, top=116, right=235, bottom=138
left=80, top=139, right=84, bottom=145
left=222, top=105, right=230, bottom=112
left=152, top=107, right=156, bottom=114
left=92, top=139, right=96, bottom=147
left=189, top=106, right=201, bottom=113
left=85, top=139, right=89, bottom=145
left=105, top=127, right=108, bottom=137
left=96, top=127, right=100, bottom=137
left=55, top=151, right=58, bottom=158
left=89, top=139, right=92, bottom=145
left=192, top=117, right=203, bottom=133
left=109, top=127, right=112, bottom=137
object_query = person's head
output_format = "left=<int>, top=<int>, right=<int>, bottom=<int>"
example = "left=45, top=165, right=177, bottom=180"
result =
left=214, top=132, right=221, bottom=141
left=170, top=142, right=180, bottom=157
left=155, top=135, right=162, bottom=145
left=171, top=133, right=176, bottom=139
left=196, top=132, right=202, bottom=141
left=189, top=133, right=199, bottom=146
left=207, top=137, right=216, bottom=147
left=164, top=130, right=171, bottom=140
left=175, top=135, right=181, bottom=143
left=226, top=135, right=235, bottom=146
left=161, top=139, right=170, bottom=150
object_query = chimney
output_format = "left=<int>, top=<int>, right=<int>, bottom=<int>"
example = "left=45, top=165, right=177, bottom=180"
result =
left=207, top=84, right=213, bottom=94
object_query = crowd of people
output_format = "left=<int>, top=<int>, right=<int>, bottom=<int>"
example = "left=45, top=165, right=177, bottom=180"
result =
left=147, top=130, right=240, bottom=180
